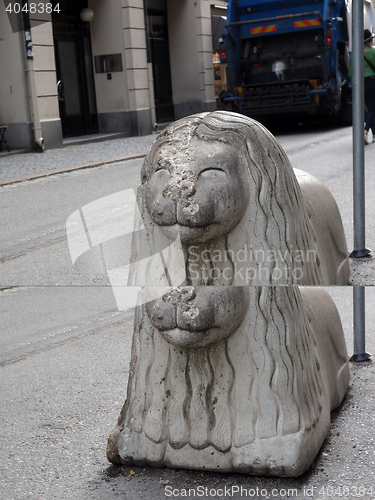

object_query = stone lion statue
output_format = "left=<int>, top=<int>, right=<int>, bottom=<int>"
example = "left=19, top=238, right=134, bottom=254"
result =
left=106, top=112, right=350, bottom=477
left=128, top=111, right=349, bottom=286
left=107, top=285, right=349, bottom=477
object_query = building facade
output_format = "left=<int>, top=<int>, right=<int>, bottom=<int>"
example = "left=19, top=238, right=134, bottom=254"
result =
left=0, top=0, right=226, bottom=151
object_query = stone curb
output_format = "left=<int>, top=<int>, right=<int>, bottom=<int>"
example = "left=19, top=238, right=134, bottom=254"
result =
left=0, top=151, right=147, bottom=187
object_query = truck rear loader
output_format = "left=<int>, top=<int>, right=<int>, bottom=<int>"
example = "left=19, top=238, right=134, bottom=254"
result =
left=222, top=0, right=375, bottom=121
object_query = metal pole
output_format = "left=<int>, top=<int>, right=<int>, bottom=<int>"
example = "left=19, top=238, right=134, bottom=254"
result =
left=350, top=286, right=371, bottom=362
left=350, top=1, right=370, bottom=362
left=350, top=0, right=370, bottom=257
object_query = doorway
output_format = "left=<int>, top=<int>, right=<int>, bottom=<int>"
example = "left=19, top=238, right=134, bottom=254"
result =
left=146, top=0, right=174, bottom=123
left=52, top=1, right=98, bottom=137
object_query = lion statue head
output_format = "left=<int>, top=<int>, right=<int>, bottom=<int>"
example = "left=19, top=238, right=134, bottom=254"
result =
left=130, top=111, right=349, bottom=286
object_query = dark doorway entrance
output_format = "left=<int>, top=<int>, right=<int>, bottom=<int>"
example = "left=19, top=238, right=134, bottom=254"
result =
left=52, top=1, right=98, bottom=137
left=146, top=0, right=174, bottom=123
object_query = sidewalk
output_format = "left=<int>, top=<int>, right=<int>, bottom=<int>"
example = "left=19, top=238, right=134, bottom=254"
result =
left=0, top=133, right=158, bottom=185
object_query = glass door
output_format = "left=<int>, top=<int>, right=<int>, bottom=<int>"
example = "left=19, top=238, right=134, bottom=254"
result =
left=55, top=38, right=84, bottom=136
left=146, top=1, right=175, bottom=123
left=54, top=34, right=98, bottom=137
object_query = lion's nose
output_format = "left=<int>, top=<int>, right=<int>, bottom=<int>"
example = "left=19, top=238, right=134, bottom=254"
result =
left=176, top=192, right=214, bottom=226
left=163, top=177, right=196, bottom=202
left=176, top=301, right=215, bottom=330
left=147, top=287, right=216, bottom=332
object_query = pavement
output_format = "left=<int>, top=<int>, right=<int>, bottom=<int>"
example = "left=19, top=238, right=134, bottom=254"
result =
left=1, top=287, right=374, bottom=500
left=0, top=132, right=158, bottom=185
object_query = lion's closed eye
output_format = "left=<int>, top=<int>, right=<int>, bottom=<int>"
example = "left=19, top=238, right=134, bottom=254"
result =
left=198, top=168, right=226, bottom=180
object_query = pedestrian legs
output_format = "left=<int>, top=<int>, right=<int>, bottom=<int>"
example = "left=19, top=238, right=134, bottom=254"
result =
left=364, top=78, right=375, bottom=133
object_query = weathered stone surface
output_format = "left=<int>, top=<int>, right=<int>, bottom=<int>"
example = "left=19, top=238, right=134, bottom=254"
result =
left=107, top=111, right=350, bottom=477
left=129, top=111, right=349, bottom=286
left=107, top=286, right=349, bottom=476
left=145, top=286, right=249, bottom=348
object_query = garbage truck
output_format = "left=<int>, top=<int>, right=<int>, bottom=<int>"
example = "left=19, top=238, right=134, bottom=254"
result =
left=221, top=0, right=375, bottom=121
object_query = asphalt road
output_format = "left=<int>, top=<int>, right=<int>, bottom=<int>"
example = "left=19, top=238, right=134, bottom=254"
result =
left=1, top=286, right=375, bottom=500
left=0, top=159, right=142, bottom=287
left=1, top=122, right=375, bottom=499
left=277, top=122, right=375, bottom=284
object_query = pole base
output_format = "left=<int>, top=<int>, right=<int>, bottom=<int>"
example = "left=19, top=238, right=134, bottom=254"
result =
left=350, top=352, right=371, bottom=362
left=349, top=248, right=372, bottom=258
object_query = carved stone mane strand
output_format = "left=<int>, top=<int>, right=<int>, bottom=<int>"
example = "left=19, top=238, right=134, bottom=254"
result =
left=248, top=287, right=323, bottom=439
